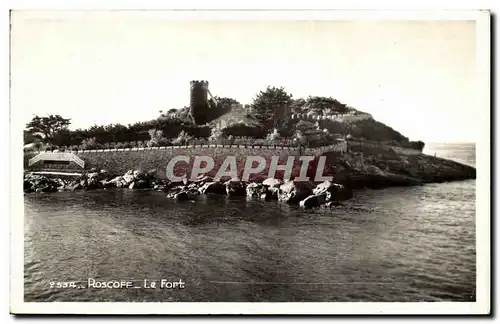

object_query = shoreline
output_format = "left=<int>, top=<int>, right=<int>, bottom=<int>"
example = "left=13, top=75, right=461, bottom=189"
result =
left=23, top=152, right=476, bottom=209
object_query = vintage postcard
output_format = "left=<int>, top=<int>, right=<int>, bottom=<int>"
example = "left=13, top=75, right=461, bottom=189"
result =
left=10, top=9, right=490, bottom=315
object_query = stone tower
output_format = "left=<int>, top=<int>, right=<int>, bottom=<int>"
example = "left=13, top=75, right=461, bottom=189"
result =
left=190, top=80, right=209, bottom=125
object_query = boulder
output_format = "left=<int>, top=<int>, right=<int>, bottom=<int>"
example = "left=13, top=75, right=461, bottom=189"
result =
left=85, top=178, right=103, bottom=190
left=153, top=184, right=165, bottom=191
left=246, top=182, right=268, bottom=198
left=187, top=188, right=200, bottom=196
left=198, top=181, right=226, bottom=195
left=87, top=172, right=100, bottom=179
left=166, top=187, right=196, bottom=201
left=299, top=194, right=327, bottom=209
left=23, top=180, right=33, bottom=192
left=323, top=201, right=342, bottom=208
left=145, top=169, right=157, bottom=180
left=262, top=178, right=283, bottom=188
left=128, top=179, right=150, bottom=189
left=277, top=180, right=314, bottom=204
left=174, top=191, right=190, bottom=201
left=101, top=180, right=116, bottom=189
left=188, top=183, right=199, bottom=190
left=225, top=180, right=246, bottom=196
left=267, top=187, right=280, bottom=200
left=195, top=174, right=213, bottom=184
left=313, top=181, right=353, bottom=202
left=40, top=185, right=57, bottom=193
left=98, top=169, right=111, bottom=180
left=134, top=179, right=151, bottom=189
left=260, top=186, right=279, bottom=201
left=69, top=182, right=83, bottom=191
left=122, top=173, right=135, bottom=186
left=108, top=175, right=123, bottom=183
left=364, top=165, right=387, bottom=176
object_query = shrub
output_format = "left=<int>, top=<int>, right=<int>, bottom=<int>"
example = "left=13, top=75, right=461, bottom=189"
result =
left=80, top=137, right=100, bottom=150
left=158, top=138, right=172, bottom=147
left=209, top=124, right=225, bottom=142
left=223, top=123, right=266, bottom=138
left=147, top=129, right=167, bottom=147
left=266, top=128, right=281, bottom=141
left=293, top=130, right=307, bottom=145
left=172, top=131, right=193, bottom=145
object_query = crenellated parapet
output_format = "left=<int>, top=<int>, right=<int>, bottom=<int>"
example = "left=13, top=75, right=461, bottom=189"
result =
left=190, top=80, right=209, bottom=88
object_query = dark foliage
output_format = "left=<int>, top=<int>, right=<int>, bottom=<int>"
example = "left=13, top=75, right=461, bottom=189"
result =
left=25, top=114, right=71, bottom=145
left=248, top=86, right=293, bottom=131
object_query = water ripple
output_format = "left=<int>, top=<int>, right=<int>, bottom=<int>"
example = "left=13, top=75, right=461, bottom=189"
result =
left=23, top=145, right=476, bottom=302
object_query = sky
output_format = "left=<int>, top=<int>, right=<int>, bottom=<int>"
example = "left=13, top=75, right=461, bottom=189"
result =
left=11, top=11, right=482, bottom=142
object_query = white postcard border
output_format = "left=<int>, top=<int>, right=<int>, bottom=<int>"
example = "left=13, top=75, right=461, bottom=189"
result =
left=9, top=8, right=491, bottom=315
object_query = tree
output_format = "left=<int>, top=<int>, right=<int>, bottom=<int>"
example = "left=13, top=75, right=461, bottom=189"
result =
left=51, top=129, right=72, bottom=147
left=23, top=130, right=42, bottom=144
left=25, top=115, right=71, bottom=145
left=248, top=86, right=293, bottom=131
left=303, top=96, right=350, bottom=115
left=291, top=98, right=306, bottom=114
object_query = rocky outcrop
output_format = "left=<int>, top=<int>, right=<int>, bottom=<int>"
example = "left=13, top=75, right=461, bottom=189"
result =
left=312, top=180, right=353, bottom=202
left=194, top=174, right=213, bottom=185
left=198, top=181, right=226, bottom=195
left=325, top=151, right=475, bottom=190
left=262, top=178, right=283, bottom=188
left=166, top=188, right=197, bottom=201
left=297, top=181, right=354, bottom=209
left=246, top=182, right=267, bottom=198
left=24, top=174, right=60, bottom=193
left=277, top=180, right=314, bottom=204
left=299, top=193, right=327, bottom=209
left=225, top=179, right=246, bottom=196
left=24, top=149, right=476, bottom=210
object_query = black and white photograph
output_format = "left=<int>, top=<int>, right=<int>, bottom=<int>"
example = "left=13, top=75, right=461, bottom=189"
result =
left=9, top=9, right=490, bottom=315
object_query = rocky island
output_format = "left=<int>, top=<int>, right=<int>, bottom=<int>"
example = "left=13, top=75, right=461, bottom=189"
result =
left=23, top=83, right=476, bottom=209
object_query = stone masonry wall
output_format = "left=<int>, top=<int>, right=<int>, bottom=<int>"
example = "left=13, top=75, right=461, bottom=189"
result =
left=40, top=146, right=307, bottom=181
left=28, top=141, right=411, bottom=181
